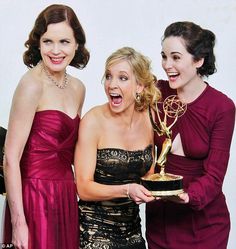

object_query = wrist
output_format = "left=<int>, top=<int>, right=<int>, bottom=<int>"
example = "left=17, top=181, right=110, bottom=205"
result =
left=126, top=184, right=131, bottom=199
left=11, top=215, right=27, bottom=228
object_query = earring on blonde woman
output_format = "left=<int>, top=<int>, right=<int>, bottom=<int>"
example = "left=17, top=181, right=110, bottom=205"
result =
left=136, top=93, right=141, bottom=103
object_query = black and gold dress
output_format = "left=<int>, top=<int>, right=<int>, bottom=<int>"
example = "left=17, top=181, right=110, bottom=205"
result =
left=79, top=145, right=153, bottom=249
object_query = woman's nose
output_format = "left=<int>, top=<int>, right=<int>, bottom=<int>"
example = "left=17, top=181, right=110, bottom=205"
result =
left=162, top=58, right=173, bottom=69
left=51, top=44, right=60, bottom=54
left=108, top=78, right=118, bottom=88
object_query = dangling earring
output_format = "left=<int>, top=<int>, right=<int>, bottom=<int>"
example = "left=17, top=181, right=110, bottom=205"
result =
left=136, top=93, right=141, bottom=103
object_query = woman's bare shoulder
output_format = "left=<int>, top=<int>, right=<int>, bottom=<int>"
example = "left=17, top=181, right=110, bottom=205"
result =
left=83, top=104, right=106, bottom=119
left=69, top=75, right=85, bottom=92
left=16, top=69, right=43, bottom=96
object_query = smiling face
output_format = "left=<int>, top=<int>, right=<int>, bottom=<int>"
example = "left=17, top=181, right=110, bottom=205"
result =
left=104, top=60, right=143, bottom=114
left=40, top=21, right=78, bottom=73
left=161, top=36, right=203, bottom=90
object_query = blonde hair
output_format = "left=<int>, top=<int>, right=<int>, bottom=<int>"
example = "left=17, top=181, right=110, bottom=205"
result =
left=103, top=47, right=161, bottom=111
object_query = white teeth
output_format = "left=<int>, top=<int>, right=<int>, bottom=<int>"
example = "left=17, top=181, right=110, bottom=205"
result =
left=168, top=73, right=178, bottom=76
left=110, top=93, right=120, bottom=97
left=51, top=57, right=63, bottom=61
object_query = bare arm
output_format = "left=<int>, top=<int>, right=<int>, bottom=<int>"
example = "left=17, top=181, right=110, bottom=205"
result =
left=4, top=75, right=42, bottom=248
left=73, top=78, right=86, bottom=117
left=74, top=109, right=155, bottom=204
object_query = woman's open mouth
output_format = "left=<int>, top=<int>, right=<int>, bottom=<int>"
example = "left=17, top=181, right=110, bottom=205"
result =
left=110, top=93, right=123, bottom=106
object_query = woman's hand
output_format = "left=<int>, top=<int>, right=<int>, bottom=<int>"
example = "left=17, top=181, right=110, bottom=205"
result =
left=128, top=183, right=156, bottom=204
left=12, top=222, right=29, bottom=249
left=161, top=192, right=189, bottom=204
left=178, top=192, right=189, bottom=203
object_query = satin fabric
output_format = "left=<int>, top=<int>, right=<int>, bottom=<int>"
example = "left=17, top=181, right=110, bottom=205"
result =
left=4, top=110, right=79, bottom=249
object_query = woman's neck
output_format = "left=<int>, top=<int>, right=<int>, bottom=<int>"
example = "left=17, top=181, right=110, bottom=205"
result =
left=108, top=105, right=142, bottom=130
left=177, top=78, right=206, bottom=104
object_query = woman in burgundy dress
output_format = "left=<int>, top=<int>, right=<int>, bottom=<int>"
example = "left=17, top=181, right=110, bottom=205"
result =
left=3, top=4, right=89, bottom=249
left=146, top=21, right=235, bottom=249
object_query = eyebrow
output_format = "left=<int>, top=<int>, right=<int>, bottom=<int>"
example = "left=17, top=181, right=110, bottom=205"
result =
left=41, top=37, right=71, bottom=41
left=106, top=69, right=129, bottom=74
left=171, top=51, right=182, bottom=55
left=118, top=71, right=129, bottom=74
left=161, top=51, right=183, bottom=55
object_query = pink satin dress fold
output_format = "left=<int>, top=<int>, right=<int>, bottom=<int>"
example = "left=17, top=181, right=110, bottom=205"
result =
left=4, top=110, right=80, bottom=249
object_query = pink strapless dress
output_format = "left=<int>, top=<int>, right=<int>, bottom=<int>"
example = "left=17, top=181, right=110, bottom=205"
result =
left=4, top=110, right=79, bottom=249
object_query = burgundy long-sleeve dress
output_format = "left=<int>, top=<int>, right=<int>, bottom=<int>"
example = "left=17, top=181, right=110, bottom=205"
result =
left=146, top=80, right=235, bottom=249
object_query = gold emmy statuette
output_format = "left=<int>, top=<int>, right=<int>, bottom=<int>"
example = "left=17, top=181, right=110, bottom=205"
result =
left=141, top=95, right=187, bottom=196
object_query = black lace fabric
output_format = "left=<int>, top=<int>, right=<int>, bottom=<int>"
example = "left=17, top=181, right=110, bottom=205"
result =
left=79, top=145, right=153, bottom=249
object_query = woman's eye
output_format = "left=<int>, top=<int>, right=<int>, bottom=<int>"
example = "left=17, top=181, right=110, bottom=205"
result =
left=105, top=74, right=112, bottom=80
left=61, top=40, right=70, bottom=44
left=173, top=55, right=180, bottom=60
left=43, top=40, right=51, bottom=44
left=161, top=52, right=166, bottom=59
left=120, top=76, right=128, bottom=81
left=161, top=54, right=167, bottom=60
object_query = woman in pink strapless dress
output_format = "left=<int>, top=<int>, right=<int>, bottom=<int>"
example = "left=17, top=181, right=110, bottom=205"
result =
left=3, top=4, right=89, bottom=249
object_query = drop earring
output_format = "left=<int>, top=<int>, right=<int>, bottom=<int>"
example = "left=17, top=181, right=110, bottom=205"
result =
left=136, top=93, right=141, bottom=103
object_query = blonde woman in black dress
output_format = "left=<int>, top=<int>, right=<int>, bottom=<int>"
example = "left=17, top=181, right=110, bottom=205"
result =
left=74, top=47, right=161, bottom=249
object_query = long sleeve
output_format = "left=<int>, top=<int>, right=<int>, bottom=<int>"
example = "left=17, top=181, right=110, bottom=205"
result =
left=188, top=104, right=235, bottom=210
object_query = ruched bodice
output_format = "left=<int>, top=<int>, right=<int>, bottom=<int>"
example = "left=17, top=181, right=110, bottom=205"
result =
left=79, top=145, right=153, bottom=249
left=20, top=110, right=79, bottom=179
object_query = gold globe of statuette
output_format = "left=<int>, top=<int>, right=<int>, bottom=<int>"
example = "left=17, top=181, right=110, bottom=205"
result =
left=163, top=95, right=187, bottom=119
left=142, top=95, right=187, bottom=196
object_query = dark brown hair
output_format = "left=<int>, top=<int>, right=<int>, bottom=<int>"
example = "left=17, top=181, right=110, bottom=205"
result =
left=23, top=4, right=90, bottom=69
left=163, top=21, right=216, bottom=77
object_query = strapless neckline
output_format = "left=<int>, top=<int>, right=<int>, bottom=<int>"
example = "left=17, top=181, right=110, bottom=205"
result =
left=97, top=144, right=152, bottom=152
left=36, top=109, right=79, bottom=120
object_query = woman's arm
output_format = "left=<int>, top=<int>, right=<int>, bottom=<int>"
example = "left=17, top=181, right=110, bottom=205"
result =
left=73, top=78, right=86, bottom=117
left=4, top=74, right=42, bottom=248
left=187, top=105, right=235, bottom=210
left=74, top=109, right=155, bottom=204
